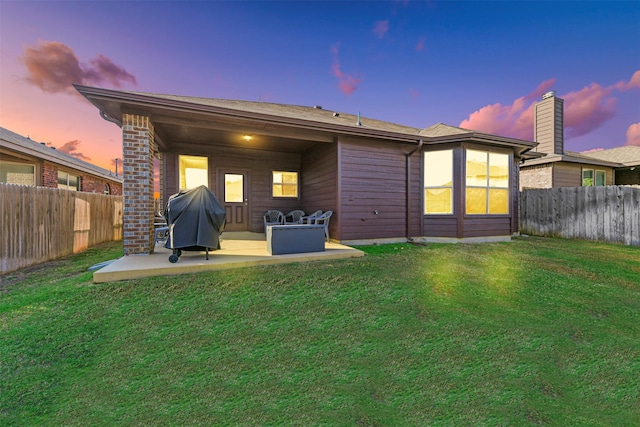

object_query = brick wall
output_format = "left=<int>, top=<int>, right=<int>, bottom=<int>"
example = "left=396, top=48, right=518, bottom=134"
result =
left=519, top=164, right=553, bottom=190
left=122, top=113, right=157, bottom=255
left=41, top=161, right=122, bottom=194
left=42, top=162, right=58, bottom=187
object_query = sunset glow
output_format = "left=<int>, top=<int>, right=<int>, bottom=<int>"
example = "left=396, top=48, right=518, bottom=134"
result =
left=1, top=2, right=638, bottom=171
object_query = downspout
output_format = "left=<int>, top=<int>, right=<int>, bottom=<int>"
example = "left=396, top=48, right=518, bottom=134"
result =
left=406, top=139, right=424, bottom=241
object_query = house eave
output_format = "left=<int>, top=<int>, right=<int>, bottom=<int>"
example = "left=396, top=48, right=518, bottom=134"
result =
left=521, top=154, right=622, bottom=168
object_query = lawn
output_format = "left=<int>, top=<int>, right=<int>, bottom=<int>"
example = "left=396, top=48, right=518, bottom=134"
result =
left=1, top=237, right=639, bottom=426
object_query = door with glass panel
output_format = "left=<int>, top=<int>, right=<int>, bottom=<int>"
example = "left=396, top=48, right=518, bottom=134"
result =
left=219, top=170, right=249, bottom=231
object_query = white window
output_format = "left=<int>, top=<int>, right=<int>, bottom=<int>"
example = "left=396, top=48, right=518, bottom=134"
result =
left=179, top=155, right=208, bottom=189
left=0, top=161, right=36, bottom=186
left=582, top=169, right=606, bottom=186
left=466, top=150, right=509, bottom=215
left=424, top=150, right=453, bottom=214
left=58, top=171, right=81, bottom=191
left=272, top=171, right=299, bottom=198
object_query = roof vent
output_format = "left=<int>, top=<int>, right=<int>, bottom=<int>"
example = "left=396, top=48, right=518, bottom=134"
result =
left=313, top=105, right=323, bottom=109
left=542, top=90, right=556, bottom=100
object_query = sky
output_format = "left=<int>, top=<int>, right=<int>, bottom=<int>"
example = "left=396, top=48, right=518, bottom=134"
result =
left=1, top=0, right=639, bottom=171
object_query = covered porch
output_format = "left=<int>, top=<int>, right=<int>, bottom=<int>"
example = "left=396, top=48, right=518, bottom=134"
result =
left=93, top=232, right=364, bottom=283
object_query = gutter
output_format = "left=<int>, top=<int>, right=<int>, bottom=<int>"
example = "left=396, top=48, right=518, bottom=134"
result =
left=406, top=139, right=424, bottom=241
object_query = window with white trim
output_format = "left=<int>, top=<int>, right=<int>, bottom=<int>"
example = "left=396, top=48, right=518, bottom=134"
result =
left=582, top=169, right=606, bottom=186
left=424, top=150, right=453, bottom=214
left=58, top=171, right=81, bottom=191
left=0, top=161, right=36, bottom=186
left=465, top=149, right=509, bottom=215
left=272, top=171, right=299, bottom=198
left=179, top=155, right=208, bottom=189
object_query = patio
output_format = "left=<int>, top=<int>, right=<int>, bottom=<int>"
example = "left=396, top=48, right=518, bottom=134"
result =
left=93, top=232, right=365, bottom=283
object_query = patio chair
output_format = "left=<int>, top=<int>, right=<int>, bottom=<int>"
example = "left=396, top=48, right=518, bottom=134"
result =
left=300, top=210, right=322, bottom=224
left=263, top=209, right=285, bottom=232
left=312, top=210, right=333, bottom=242
left=284, top=210, right=305, bottom=224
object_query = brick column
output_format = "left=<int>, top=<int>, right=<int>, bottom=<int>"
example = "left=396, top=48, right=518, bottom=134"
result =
left=122, top=114, right=156, bottom=255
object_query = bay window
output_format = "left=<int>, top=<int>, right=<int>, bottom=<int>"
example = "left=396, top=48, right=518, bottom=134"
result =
left=424, top=150, right=453, bottom=214
left=466, top=150, right=509, bottom=215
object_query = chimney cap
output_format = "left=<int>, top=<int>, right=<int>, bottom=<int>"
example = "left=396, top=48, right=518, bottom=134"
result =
left=542, top=90, right=556, bottom=100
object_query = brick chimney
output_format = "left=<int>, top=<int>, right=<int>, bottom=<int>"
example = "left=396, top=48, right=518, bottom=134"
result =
left=534, top=91, right=564, bottom=154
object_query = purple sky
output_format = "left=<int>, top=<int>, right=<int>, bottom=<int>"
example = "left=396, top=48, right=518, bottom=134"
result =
left=1, top=1, right=638, bottom=170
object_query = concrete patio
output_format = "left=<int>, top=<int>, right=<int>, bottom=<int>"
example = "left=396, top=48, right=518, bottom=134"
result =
left=93, top=232, right=365, bottom=283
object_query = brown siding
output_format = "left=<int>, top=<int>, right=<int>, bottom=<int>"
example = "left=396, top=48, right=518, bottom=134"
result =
left=463, top=217, right=512, bottom=238
left=423, top=217, right=458, bottom=237
left=553, top=163, right=615, bottom=187
left=553, top=163, right=582, bottom=187
left=301, top=142, right=338, bottom=235
left=338, top=138, right=409, bottom=241
left=164, top=144, right=305, bottom=232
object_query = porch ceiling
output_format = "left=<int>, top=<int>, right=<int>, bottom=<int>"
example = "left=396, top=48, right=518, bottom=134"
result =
left=151, top=112, right=333, bottom=154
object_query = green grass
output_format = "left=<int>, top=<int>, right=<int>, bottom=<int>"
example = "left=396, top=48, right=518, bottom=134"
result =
left=1, top=237, right=639, bottom=426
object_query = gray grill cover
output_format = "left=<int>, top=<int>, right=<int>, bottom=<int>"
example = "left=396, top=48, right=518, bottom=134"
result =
left=164, top=185, right=226, bottom=251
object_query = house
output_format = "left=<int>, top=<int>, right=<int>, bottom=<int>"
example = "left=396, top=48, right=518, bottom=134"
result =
left=0, top=126, right=123, bottom=195
left=74, top=85, right=539, bottom=255
left=575, top=146, right=640, bottom=185
left=519, top=92, right=640, bottom=189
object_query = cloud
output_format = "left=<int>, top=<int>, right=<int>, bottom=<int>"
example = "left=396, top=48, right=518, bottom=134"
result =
left=330, top=44, right=362, bottom=95
left=563, top=83, right=616, bottom=138
left=459, top=71, right=639, bottom=141
left=373, top=20, right=389, bottom=39
left=625, top=122, right=640, bottom=146
left=56, top=140, right=91, bottom=161
left=416, top=36, right=426, bottom=51
left=614, top=70, right=640, bottom=91
left=22, top=40, right=137, bottom=94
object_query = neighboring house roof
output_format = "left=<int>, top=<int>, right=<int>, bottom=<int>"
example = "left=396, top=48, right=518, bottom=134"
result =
left=0, top=126, right=122, bottom=183
left=75, top=85, right=539, bottom=157
left=521, top=146, right=640, bottom=169
left=521, top=152, right=622, bottom=168
left=577, top=146, right=640, bottom=167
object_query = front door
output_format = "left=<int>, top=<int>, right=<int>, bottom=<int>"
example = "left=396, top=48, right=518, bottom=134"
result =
left=220, top=170, right=249, bottom=231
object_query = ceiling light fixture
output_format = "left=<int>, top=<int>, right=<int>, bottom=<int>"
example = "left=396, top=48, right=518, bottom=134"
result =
left=242, top=135, right=253, bottom=141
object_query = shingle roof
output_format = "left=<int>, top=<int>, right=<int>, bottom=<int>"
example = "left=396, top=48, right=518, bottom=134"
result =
left=0, top=126, right=122, bottom=182
left=419, top=123, right=472, bottom=137
left=576, top=146, right=640, bottom=166
left=117, top=90, right=423, bottom=135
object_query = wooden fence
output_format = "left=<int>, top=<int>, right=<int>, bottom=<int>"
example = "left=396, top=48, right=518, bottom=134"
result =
left=0, top=184, right=123, bottom=275
left=520, top=186, right=640, bottom=246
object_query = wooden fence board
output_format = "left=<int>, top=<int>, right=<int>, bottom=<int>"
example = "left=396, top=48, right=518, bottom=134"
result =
left=520, top=185, right=640, bottom=246
left=1, top=184, right=123, bottom=275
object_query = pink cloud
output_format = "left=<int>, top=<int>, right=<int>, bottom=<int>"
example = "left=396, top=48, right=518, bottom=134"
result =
left=57, top=140, right=91, bottom=161
left=373, top=20, right=389, bottom=39
left=625, top=122, right=640, bottom=146
left=22, top=40, right=137, bottom=94
left=563, top=83, right=616, bottom=138
left=330, top=44, right=362, bottom=95
left=614, top=70, right=640, bottom=91
left=416, top=36, right=426, bottom=51
left=459, top=71, right=640, bottom=141
left=409, top=88, right=420, bottom=99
